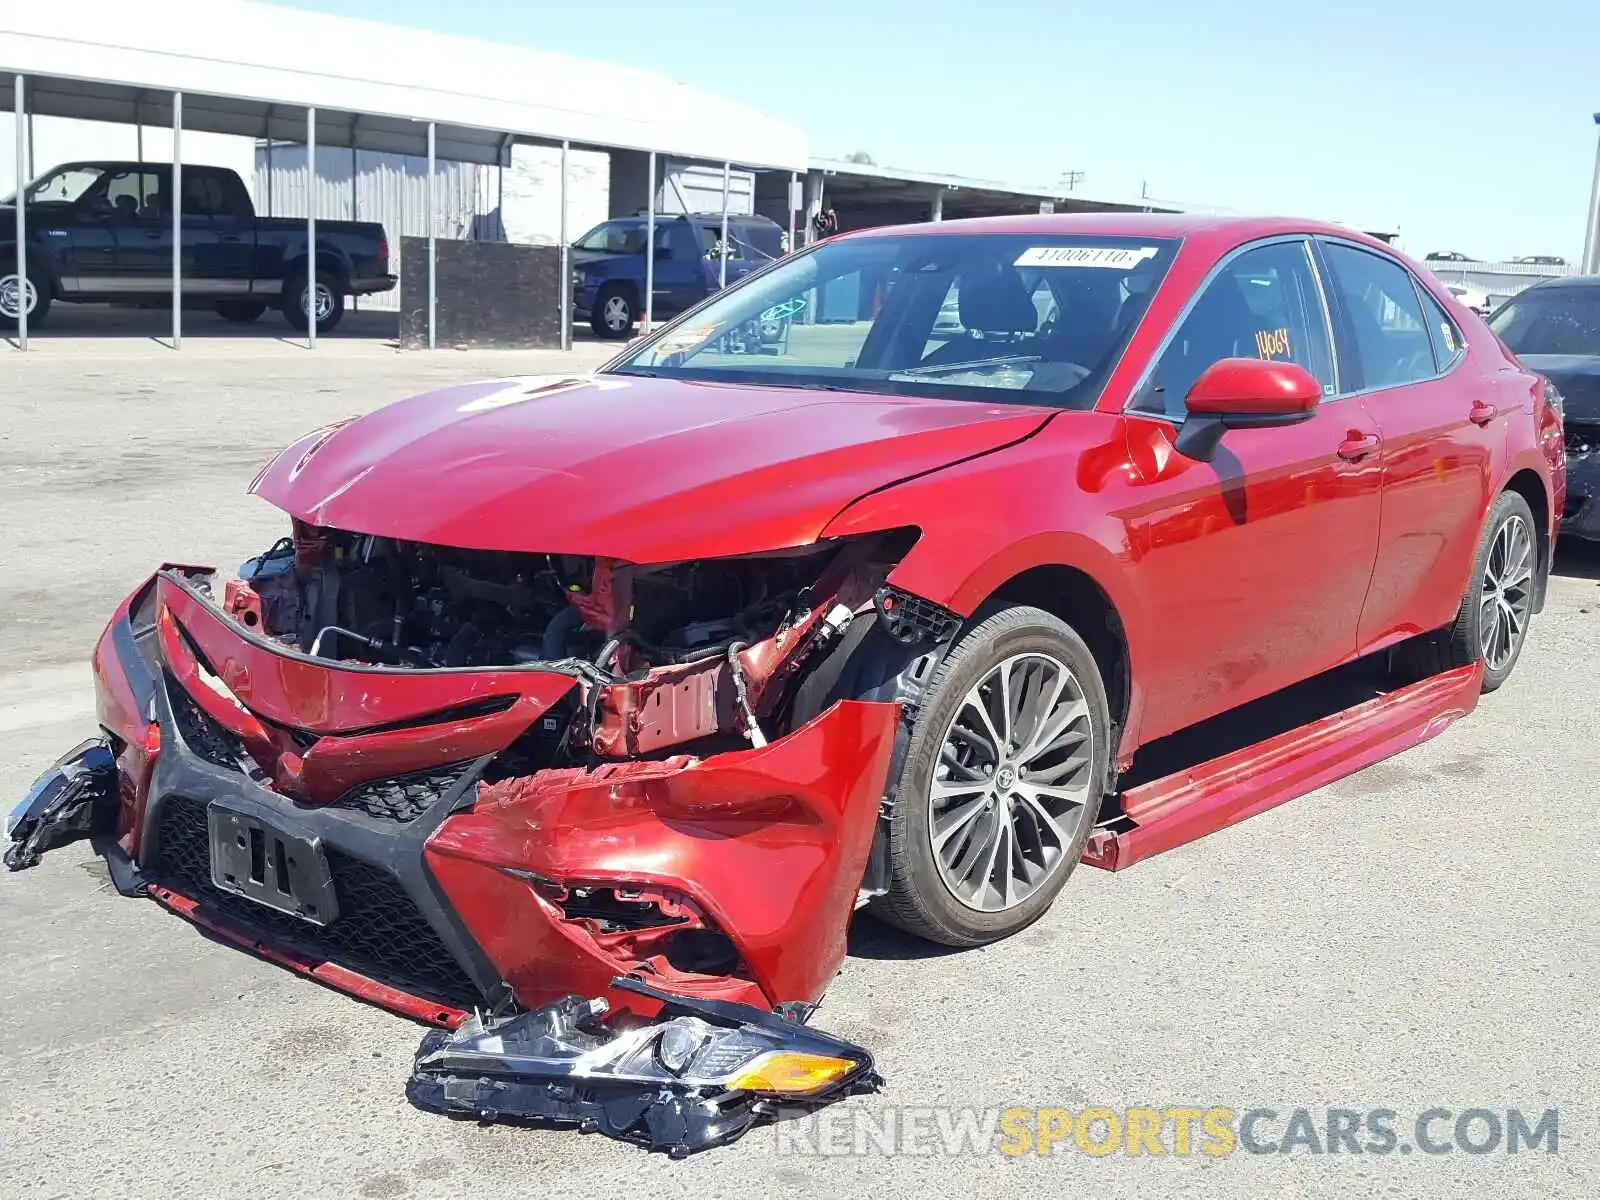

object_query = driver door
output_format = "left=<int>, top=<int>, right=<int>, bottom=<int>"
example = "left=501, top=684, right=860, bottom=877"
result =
left=1120, top=237, right=1385, bottom=742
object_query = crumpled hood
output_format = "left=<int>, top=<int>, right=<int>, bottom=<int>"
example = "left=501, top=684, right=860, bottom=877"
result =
left=251, top=373, right=1052, bottom=562
left=1521, top=354, right=1600, bottom=423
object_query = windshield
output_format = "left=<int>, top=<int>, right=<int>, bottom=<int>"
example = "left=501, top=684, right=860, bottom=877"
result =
left=1489, top=287, right=1600, bottom=357
left=608, top=232, right=1179, bottom=406
left=574, top=220, right=647, bottom=254
left=6, top=165, right=107, bottom=206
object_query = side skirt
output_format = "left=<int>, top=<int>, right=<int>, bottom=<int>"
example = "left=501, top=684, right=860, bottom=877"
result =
left=1082, top=663, right=1482, bottom=871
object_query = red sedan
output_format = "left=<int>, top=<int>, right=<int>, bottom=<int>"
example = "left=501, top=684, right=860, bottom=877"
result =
left=9, top=213, right=1566, bottom=1027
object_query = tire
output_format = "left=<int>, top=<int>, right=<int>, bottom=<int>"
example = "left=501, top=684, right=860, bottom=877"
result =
left=0, top=265, right=51, bottom=330
left=216, top=299, right=268, bottom=324
left=281, top=269, right=345, bottom=333
left=873, top=604, right=1111, bottom=946
left=1392, top=490, right=1537, bottom=692
left=590, top=284, right=636, bottom=339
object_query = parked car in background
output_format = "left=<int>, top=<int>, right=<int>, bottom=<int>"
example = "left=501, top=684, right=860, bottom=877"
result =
left=1513, top=255, right=1568, bottom=267
left=571, top=211, right=785, bottom=338
left=1489, top=275, right=1600, bottom=539
left=1, top=161, right=395, bottom=332
left=1441, top=281, right=1492, bottom=314
left=1426, top=250, right=1477, bottom=262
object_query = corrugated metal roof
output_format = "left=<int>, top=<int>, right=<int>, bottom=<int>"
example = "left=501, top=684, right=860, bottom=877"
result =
left=0, top=2, right=809, bottom=169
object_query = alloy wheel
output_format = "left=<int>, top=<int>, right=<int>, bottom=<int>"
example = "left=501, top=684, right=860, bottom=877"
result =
left=0, top=273, right=37, bottom=320
left=927, top=652, right=1096, bottom=912
left=602, top=295, right=631, bottom=332
left=1478, top=513, right=1533, bottom=673
left=302, top=282, right=335, bottom=323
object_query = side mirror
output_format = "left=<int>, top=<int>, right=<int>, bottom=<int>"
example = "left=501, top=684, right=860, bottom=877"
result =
left=1174, top=357, right=1321, bottom=462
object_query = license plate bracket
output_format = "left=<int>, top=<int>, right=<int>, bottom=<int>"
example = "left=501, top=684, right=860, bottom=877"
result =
left=207, top=802, right=340, bottom=926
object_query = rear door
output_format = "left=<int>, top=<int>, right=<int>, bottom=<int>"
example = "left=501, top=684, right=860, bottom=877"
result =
left=107, top=167, right=226, bottom=293
left=185, top=169, right=258, bottom=294
left=650, top=220, right=707, bottom=314
left=1121, top=237, right=1385, bottom=741
left=1314, top=239, right=1500, bottom=653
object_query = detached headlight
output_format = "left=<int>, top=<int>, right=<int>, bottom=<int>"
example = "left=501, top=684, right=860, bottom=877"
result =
left=407, top=975, right=880, bottom=1156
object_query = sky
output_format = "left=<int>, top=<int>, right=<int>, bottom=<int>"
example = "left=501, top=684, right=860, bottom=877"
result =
left=277, top=0, right=1600, bottom=262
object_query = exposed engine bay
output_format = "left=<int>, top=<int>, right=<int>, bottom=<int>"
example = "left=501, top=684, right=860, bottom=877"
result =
left=8, top=521, right=955, bottom=1157
left=219, top=519, right=943, bottom=763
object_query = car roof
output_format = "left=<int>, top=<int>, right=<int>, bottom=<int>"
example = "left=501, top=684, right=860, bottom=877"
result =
left=842, top=211, right=1400, bottom=254
left=1520, top=274, right=1600, bottom=291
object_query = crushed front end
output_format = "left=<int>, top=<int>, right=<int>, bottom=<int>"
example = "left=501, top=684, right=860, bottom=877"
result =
left=11, top=523, right=920, bottom=1033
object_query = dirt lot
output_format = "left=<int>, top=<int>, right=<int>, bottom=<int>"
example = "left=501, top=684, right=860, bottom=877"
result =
left=1, top=344, right=1596, bottom=1198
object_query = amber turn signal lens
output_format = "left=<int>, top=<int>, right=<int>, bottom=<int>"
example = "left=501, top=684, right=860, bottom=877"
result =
left=725, top=1051, right=859, bottom=1095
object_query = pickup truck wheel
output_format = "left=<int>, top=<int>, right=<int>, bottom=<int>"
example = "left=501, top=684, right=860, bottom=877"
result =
left=0, top=267, right=50, bottom=330
left=216, top=299, right=268, bottom=323
left=282, top=269, right=345, bottom=333
left=590, top=284, right=635, bottom=339
left=877, top=605, right=1110, bottom=947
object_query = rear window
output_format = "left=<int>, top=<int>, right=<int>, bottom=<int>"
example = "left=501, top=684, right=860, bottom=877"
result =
left=1489, top=287, right=1600, bottom=357
left=612, top=232, right=1180, bottom=408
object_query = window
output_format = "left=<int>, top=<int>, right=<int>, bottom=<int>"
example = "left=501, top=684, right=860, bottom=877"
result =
left=1488, top=286, right=1600, bottom=357
left=1321, top=243, right=1437, bottom=391
left=702, top=221, right=784, bottom=265
left=615, top=233, right=1179, bottom=407
left=101, top=170, right=165, bottom=219
left=179, top=170, right=251, bottom=217
left=1417, top=286, right=1465, bottom=371
left=11, top=164, right=105, bottom=205
left=1133, top=240, right=1333, bottom=420
left=657, top=221, right=700, bottom=262
left=183, top=173, right=228, bottom=216
left=574, top=220, right=647, bottom=255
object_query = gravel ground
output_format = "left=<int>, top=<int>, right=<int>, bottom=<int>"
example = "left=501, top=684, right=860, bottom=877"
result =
left=1, top=344, right=1595, bottom=1199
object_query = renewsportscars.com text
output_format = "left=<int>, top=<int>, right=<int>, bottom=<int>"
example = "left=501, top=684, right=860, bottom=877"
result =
left=772, top=1105, right=1560, bottom=1158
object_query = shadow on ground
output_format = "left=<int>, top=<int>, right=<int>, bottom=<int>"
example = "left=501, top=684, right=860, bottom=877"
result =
left=1553, top=538, right=1600, bottom=583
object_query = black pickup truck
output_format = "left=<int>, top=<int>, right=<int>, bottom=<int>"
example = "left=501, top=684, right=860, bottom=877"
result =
left=1, top=161, right=395, bottom=332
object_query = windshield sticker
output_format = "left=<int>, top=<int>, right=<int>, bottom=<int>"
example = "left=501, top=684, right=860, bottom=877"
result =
left=655, top=324, right=718, bottom=355
left=1014, top=246, right=1160, bottom=270
left=1441, top=323, right=1456, bottom=352
left=1255, top=328, right=1292, bottom=359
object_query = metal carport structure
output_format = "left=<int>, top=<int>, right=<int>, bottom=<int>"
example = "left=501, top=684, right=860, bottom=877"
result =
left=1, top=1, right=809, bottom=349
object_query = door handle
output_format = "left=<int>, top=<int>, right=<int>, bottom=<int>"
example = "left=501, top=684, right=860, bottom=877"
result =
left=221, top=234, right=243, bottom=243
left=1469, top=400, right=1499, bottom=426
left=1336, top=432, right=1382, bottom=461
left=142, top=231, right=163, bottom=240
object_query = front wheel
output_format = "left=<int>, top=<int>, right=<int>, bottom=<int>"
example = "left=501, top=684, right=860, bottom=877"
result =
left=281, top=269, right=345, bottom=333
left=876, top=605, right=1110, bottom=946
left=1393, top=490, right=1537, bottom=691
left=0, top=266, right=51, bottom=330
left=590, top=284, right=636, bottom=339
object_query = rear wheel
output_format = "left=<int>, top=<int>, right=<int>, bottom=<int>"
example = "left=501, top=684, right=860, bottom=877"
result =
left=216, top=299, right=267, bottom=323
left=281, top=269, right=345, bottom=333
left=590, top=284, right=635, bottom=339
left=0, top=267, right=51, bottom=330
left=1393, top=490, right=1537, bottom=691
left=875, top=605, right=1110, bottom=946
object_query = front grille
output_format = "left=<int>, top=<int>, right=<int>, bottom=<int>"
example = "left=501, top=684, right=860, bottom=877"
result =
left=151, top=795, right=480, bottom=1007
left=166, top=673, right=247, bottom=772
left=334, top=767, right=465, bottom=824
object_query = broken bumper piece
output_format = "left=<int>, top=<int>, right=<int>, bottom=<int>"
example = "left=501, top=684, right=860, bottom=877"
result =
left=5, top=738, right=118, bottom=871
left=407, top=975, right=881, bottom=1157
